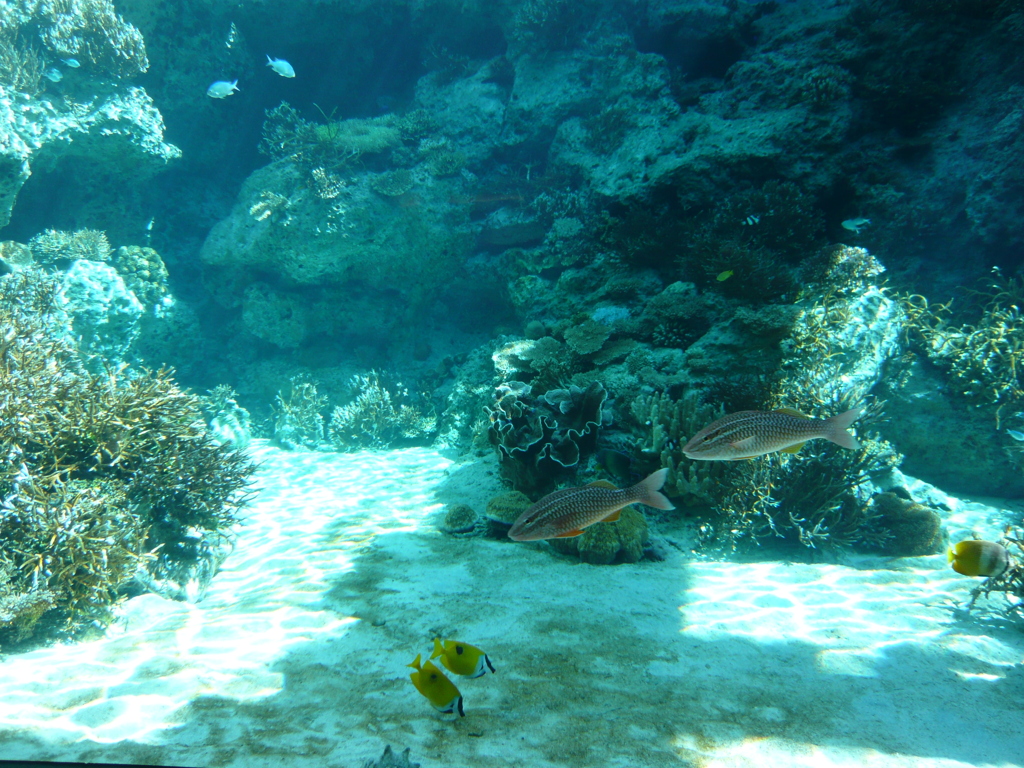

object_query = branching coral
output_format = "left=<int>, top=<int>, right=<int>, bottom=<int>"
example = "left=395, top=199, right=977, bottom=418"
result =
left=628, top=391, right=737, bottom=507
left=272, top=376, right=327, bottom=450
left=0, top=270, right=255, bottom=644
left=35, top=0, right=149, bottom=78
left=901, top=268, right=1024, bottom=422
left=328, top=371, right=436, bottom=452
left=29, top=228, right=112, bottom=267
left=705, top=430, right=901, bottom=554
left=0, top=32, right=44, bottom=96
left=959, top=528, right=1024, bottom=617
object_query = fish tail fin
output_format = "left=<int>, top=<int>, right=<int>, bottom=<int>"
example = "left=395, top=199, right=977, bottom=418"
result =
left=826, top=406, right=864, bottom=449
left=431, top=637, right=444, bottom=660
left=636, top=467, right=675, bottom=510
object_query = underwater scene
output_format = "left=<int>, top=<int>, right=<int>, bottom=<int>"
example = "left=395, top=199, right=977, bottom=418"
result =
left=1, top=1, right=1024, bottom=767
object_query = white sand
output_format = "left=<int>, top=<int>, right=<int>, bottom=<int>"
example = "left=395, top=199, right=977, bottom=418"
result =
left=1, top=441, right=1022, bottom=768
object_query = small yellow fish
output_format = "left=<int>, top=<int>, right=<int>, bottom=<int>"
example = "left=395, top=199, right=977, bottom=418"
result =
left=508, top=468, right=674, bottom=542
left=432, top=637, right=495, bottom=678
left=948, top=540, right=1010, bottom=578
left=716, top=270, right=734, bottom=281
left=408, top=654, right=464, bottom=716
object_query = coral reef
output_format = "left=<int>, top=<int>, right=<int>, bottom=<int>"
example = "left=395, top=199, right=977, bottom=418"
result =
left=487, top=380, right=607, bottom=495
left=0, top=270, right=255, bottom=645
left=439, top=504, right=478, bottom=536
left=111, top=245, right=169, bottom=309
left=272, top=376, right=327, bottom=450
left=548, top=505, right=648, bottom=565
left=868, top=492, right=945, bottom=557
left=29, top=228, right=112, bottom=266
left=482, top=490, right=531, bottom=538
left=327, top=372, right=436, bottom=452
left=59, top=258, right=143, bottom=367
left=629, top=391, right=736, bottom=508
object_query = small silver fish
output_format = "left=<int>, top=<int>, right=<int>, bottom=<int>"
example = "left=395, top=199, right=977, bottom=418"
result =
left=44, top=67, right=63, bottom=82
left=207, top=79, right=239, bottom=98
left=62, top=58, right=80, bottom=68
left=1006, top=429, right=1024, bottom=442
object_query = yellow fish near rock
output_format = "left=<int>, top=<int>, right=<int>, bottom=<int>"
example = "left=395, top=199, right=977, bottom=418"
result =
left=408, top=653, right=464, bottom=717
left=432, top=637, right=495, bottom=679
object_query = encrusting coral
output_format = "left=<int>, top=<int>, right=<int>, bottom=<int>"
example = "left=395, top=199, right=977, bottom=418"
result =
left=0, top=270, right=255, bottom=646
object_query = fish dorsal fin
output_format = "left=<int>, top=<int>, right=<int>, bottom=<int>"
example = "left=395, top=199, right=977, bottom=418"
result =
left=730, top=436, right=758, bottom=450
left=601, top=509, right=621, bottom=522
left=781, top=441, right=807, bottom=454
left=554, top=529, right=585, bottom=538
left=775, top=407, right=811, bottom=418
left=586, top=480, right=618, bottom=490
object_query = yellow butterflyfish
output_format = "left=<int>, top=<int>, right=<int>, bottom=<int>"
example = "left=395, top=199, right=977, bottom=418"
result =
left=716, top=270, right=734, bottom=281
left=948, top=539, right=1009, bottom=578
left=431, top=637, right=495, bottom=679
left=408, top=653, right=464, bottom=717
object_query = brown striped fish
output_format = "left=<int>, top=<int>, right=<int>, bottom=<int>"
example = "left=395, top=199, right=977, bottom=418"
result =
left=683, top=406, right=863, bottom=461
left=508, top=468, right=674, bottom=542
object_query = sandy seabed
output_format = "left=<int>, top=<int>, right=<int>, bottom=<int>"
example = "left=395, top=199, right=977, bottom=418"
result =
left=1, top=441, right=1022, bottom=768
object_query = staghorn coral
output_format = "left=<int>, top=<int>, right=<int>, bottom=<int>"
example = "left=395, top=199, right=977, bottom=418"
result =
left=0, top=270, right=255, bottom=643
left=35, top=0, right=149, bottom=78
left=901, top=269, right=1024, bottom=421
left=29, top=228, right=112, bottom=266
left=0, top=32, right=44, bottom=96
left=327, top=371, right=436, bottom=452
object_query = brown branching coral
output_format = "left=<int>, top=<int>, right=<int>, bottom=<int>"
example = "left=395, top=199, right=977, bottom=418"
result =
left=0, top=270, right=255, bottom=645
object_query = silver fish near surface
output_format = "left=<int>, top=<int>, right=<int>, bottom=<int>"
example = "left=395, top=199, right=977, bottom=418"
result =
left=683, top=406, right=863, bottom=461
left=508, top=468, right=674, bottom=542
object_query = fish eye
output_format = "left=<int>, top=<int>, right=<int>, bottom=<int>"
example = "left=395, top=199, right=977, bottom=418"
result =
left=455, top=645, right=464, bottom=655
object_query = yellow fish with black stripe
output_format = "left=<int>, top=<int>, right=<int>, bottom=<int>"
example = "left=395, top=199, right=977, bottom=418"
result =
left=408, top=653, right=464, bottom=716
left=432, top=637, right=495, bottom=678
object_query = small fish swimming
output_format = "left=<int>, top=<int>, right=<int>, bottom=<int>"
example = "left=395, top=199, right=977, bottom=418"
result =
left=508, top=468, right=674, bottom=542
left=741, top=214, right=760, bottom=226
left=62, top=58, right=80, bottom=68
left=716, top=270, right=734, bottom=282
left=431, top=638, right=495, bottom=678
left=408, top=653, right=464, bottom=716
left=266, top=55, right=295, bottom=78
left=207, top=79, right=239, bottom=98
left=44, top=67, right=63, bottom=82
left=683, top=406, right=863, bottom=461
left=842, top=217, right=871, bottom=234
left=948, top=539, right=1010, bottom=578
left=1006, top=429, right=1024, bottom=442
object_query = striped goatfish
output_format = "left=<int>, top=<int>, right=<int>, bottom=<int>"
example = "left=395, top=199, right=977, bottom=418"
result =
left=683, top=406, right=863, bottom=461
left=508, top=468, right=674, bottom=542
